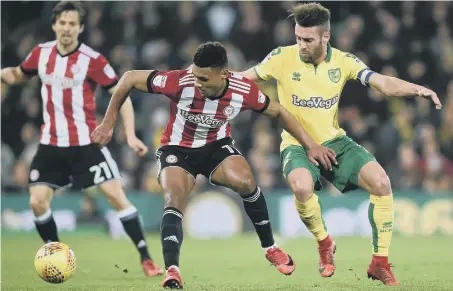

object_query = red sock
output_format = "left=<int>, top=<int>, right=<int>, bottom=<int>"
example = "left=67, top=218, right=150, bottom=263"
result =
left=372, top=255, right=388, bottom=265
left=318, top=235, right=332, bottom=247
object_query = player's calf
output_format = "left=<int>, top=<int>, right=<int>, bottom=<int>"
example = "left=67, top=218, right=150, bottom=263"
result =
left=359, top=162, right=396, bottom=284
left=289, top=170, right=330, bottom=242
left=30, top=185, right=59, bottom=243
left=160, top=207, right=184, bottom=269
left=292, top=192, right=335, bottom=277
left=99, top=179, right=131, bottom=210
left=116, top=206, right=151, bottom=260
left=158, top=166, right=194, bottom=278
left=101, top=181, right=162, bottom=274
left=241, top=186, right=275, bottom=248
left=241, top=187, right=297, bottom=275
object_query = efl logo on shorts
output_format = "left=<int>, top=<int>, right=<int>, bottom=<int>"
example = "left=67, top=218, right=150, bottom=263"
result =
left=30, top=169, right=40, bottom=181
left=258, top=91, right=266, bottom=104
left=166, top=155, right=178, bottom=164
left=153, top=75, right=167, bottom=88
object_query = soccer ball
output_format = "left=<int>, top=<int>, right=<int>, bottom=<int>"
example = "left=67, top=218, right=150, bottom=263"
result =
left=34, top=242, right=76, bottom=283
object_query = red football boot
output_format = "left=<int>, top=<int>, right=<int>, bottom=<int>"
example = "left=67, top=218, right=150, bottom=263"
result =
left=161, top=265, right=183, bottom=289
left=141, top=259, right=164, bottom=277
left=367, top=256, right=400, bottom=286
left=265, top=246, right=296, bottom=275
left=318, top=235, right=336, bottom=277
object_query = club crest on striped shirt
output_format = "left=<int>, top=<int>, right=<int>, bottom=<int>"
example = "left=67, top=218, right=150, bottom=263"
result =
left=166, top=155, right=178, bottom=164
left=223, top=105, right=235, bottom=117
left=70, top=64, right=80, bottom=74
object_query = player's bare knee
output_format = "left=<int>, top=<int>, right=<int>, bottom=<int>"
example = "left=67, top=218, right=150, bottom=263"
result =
left=370, top=173, right=392, bottom=196
left=290, top=179, right=313, bottom=203
left=29, top=192, right=51, bottom=214
left=232, top=175, right=256, bottom=196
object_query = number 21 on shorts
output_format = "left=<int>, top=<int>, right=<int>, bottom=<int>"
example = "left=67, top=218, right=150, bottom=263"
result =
left=89, top=162, right=112, bottom=184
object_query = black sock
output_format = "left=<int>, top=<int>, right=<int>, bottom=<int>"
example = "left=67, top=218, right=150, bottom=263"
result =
left=118, top=207, right=151, bottom=261
left=160, top=207, right=183, bottom=269
left=242, top=187, right=275, bottom=248
left=34, top=209, right=59, bottom=243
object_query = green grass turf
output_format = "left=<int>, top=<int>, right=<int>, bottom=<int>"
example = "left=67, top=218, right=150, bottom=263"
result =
left=1, top=234, right=452, bottom=290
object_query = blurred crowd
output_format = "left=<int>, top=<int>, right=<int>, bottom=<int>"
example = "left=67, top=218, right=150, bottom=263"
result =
left=1, top=1, right=452, bottom=194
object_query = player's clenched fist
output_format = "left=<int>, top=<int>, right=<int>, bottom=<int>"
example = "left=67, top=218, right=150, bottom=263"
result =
left=91, top=123, right=114, bottom=147
left=127, top=136, right=149, bottom=157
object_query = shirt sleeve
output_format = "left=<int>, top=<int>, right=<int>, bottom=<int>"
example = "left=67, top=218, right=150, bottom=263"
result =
left=344, top=53, right=375, bottom=87
left=243, top=82, right=270, bottom=113
left=87, top=54, right=119, bottom=90
left=146, top=70, right=183, bottom=102
left=20, top=46, right=41, bottom=76
left=253, top=47, right=283, bottom=81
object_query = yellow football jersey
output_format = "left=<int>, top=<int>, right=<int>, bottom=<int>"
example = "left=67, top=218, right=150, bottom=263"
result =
left=254, top=44, right=373, bottom=151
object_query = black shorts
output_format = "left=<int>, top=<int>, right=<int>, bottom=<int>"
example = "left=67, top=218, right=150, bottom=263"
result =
left=155, top=138, right=242, bottom=185
left=29, top=144, right=121, bottom=190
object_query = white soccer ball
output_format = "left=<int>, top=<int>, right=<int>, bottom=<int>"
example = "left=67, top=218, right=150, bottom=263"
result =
left=34, top=242, right=76, bottom=283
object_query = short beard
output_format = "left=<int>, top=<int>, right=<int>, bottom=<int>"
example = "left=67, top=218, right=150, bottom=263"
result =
left=301, top=40, right=324, bottom=64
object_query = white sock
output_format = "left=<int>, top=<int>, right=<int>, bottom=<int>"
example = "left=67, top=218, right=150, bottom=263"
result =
left=35, top=209, right=52, bottom=222
left=117, top=206, right=137, bottom=220
left=168, top=265, right=180, bottom=272
left=262, top=244, right=277, bottom=253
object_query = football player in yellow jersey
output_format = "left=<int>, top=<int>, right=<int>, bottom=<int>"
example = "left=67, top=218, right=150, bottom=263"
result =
left=239, top=3, right=442, bottom=287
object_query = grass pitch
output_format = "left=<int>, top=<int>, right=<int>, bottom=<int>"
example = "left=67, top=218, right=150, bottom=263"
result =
left=2, top=233, right=452, bottom=290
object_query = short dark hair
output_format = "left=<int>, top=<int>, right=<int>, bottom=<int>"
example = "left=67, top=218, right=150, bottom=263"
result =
left=51, top=1, right=86, bottom=25
left=193, top=41, right=228, bottom=69
left=288, top=3, right=331, bottom=31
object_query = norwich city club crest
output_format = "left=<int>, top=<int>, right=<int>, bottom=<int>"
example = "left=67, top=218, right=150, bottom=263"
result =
left=292, top=72, right=301, bottom=81
left=328, top=68, right=341, bottom=83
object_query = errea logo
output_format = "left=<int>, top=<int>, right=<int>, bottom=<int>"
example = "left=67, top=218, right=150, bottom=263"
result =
left=292, top=95, right=339, bottom=109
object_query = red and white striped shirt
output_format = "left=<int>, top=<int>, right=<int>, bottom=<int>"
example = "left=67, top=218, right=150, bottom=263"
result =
left=20, top=41, right=118, bottom=147
left=147, top=69, right=270, bottom=148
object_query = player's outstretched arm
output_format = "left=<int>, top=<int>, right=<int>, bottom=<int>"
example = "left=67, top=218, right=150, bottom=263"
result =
left=368, top=73, right=442, bottom=109
left=91, top=70, right=154, bottom=147
left=262, top=99, right=338, bottom=170
left=108, top=86, right=148, bottom=156
left=236, top=68, right=260, bottom=81
left=1, top=66, right=29, bottom=85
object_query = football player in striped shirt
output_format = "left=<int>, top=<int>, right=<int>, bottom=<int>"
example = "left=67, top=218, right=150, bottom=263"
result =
left=92, top=41, right=337, bottom=289
left=1, top=1, right=162, bottom=277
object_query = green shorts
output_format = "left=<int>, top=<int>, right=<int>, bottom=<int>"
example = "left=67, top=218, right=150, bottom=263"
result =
left=280, top=135, right=376, bottom=193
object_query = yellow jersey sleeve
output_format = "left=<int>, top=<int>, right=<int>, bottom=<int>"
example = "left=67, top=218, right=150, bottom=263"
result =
left=253, top=47, right=283, bottom=81
left=343, top=53, right=375, bottom=87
